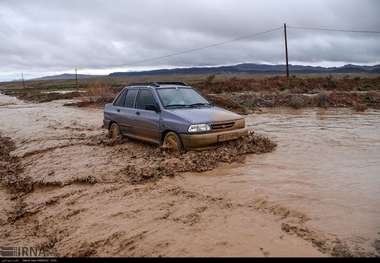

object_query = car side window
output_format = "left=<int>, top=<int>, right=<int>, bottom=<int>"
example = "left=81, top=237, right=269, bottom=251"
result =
left=135, top=89, right=156, bottom=110
left=124, top=89, right=138, bottom=108
left=114, top=90, right=126, bottom=107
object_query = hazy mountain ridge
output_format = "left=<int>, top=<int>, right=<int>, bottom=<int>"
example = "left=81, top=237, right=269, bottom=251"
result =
left=109, top=63, right=380, bottom=77
left=35, top=73, right=104, bottom=80
left=31, top=63, right=380, bottom=81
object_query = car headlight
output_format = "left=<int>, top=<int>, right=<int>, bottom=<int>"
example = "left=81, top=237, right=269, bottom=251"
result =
left=188, top=124, right=211, bottom=133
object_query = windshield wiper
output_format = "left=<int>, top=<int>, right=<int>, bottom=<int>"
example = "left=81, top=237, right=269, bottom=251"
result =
left=165, top=104, right=191, bottom=108
left=189, top=103, right=211, bottom=107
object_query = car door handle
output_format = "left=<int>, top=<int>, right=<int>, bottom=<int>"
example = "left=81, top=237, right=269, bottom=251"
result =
left=136, top=111, right=140, bottom=115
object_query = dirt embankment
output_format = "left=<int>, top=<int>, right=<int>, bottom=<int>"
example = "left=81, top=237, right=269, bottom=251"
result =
left=196, top=75, right=380, bottom=94
left=68, top=76, right=380, bottom=113
left=0, top=81, right=119, bottom=104
left=3, top=76, right=379, bottom=114
left=1, top=90, right=83, bottom=103
left=197, top=76, right=380, bottom=112
left=214, top=90, right=380, bottom=112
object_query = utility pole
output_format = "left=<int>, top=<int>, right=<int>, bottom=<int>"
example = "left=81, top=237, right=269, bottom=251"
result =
left=21, top=73, right=25, bottom=89
left=284, top=23, right=290, bottom=79
left=75, top=68, right=78, bottom=89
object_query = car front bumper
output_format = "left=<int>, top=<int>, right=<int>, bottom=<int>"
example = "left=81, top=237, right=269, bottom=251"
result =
left=180, top=128, right=248, bottom=149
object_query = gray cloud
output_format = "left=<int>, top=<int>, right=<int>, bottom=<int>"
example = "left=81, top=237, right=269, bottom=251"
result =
left=0, top=0, right=379, bottom=80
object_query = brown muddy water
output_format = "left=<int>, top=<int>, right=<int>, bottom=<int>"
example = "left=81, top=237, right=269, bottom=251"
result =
left=0, top=93, right=379, bottom=256
left=192, top=108, right=380, bottom=254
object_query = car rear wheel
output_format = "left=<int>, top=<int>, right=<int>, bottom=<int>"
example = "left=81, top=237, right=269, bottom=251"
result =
left=109, top=123, right=122, bottom=142
left=163, top=132, right=183, bottom=152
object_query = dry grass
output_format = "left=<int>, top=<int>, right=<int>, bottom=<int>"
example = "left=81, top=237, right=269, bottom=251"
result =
left=81, top=81, right=119, bottom=104
left=2, top=74, right=380, bottom=111
left=83, top=82, right=117, bottom=98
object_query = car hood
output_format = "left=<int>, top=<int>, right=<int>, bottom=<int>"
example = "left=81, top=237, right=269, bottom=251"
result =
left=168, top=106, right=242, bottom=124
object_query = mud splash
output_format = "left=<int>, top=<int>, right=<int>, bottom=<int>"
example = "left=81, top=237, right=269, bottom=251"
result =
left=115, top=132, right=276, bottom=184
left=1, top=130, right=276, bottom=195
left=18, top=131, right=275, bottom=186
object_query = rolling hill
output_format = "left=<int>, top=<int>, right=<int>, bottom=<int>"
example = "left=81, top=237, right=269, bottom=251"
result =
left=31, top=63, right=380, bottom=81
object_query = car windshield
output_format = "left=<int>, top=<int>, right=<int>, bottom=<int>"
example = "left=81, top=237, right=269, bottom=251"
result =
left=157, top=87, right=211, bottom=108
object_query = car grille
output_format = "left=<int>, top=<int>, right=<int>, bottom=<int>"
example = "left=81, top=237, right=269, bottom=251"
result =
left=211, top=121, right=235, bottom=130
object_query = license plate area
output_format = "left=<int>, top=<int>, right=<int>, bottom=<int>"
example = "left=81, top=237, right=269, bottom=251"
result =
left=218, top=133, right=239, bottom=142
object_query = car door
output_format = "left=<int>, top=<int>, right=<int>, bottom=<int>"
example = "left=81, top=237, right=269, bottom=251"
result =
left=111, top=89, right=128, bottom=132
left=133, top=88, right=161, bottom=144
left=118, top=88, right=139, bottom=136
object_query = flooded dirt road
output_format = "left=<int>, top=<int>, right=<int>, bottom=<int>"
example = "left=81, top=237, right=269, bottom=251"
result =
left=186, top=108, right=380, bottom=255
left=0, top=94, right=379, bottom=256
left=251, top=108, right=380, bottom=244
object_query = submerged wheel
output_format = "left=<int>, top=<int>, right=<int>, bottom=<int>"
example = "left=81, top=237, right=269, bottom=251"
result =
left=109, top=123, right=122, bottom=142
left=163, top=132, right=183, bottom=152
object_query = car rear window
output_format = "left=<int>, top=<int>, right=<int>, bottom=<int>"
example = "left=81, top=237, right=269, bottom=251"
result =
left=124, top=89, right=138, bottom=108
left=114, top=90, right=126, bottom=106
left=135, top=89, right=155, bottom=110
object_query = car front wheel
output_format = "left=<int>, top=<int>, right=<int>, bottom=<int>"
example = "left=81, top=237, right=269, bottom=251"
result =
left=163, top=132, right=183, bottom=152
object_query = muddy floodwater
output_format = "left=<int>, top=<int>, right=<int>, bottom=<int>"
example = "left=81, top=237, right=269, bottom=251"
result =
left=0, top=93, right=379, bottom=256
left=193, top=108, right=380, bottom=253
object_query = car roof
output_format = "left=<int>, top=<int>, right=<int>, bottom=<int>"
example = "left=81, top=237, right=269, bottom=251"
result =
left=125, top=82, right=191, bottom=89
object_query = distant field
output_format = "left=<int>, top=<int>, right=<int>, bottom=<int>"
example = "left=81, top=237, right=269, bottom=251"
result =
left=1, top=72, right=380, bottom=92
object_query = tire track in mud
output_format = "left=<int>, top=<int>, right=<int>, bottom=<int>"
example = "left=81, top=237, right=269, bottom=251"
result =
left=159, top=184, right=366, bottom=257
left=19, top=133, right=105, bottom=159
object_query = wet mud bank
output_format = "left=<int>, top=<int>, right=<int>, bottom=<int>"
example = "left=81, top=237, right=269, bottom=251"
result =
left=0, top=136, right=25, bottom=193
left=214, top=90, right=380, bottom=112
left=1, top=90, right=82, bottom=103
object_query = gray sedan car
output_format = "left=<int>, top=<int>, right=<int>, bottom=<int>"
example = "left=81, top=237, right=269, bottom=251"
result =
left=103, top=82, right=247, bottom=151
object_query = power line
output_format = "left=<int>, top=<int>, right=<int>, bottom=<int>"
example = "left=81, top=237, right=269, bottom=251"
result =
left=288, top=25, right=380, bottom=34
left=112, top=24, right=379, bottom=70
left=122, top=26, right=282, bottom=67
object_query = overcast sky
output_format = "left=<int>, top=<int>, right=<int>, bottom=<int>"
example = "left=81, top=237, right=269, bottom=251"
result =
left=0, top=0, right=379, bottom=81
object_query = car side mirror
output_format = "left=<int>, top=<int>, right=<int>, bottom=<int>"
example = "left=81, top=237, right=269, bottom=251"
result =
left=145, top=104, right=160, bottom=112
